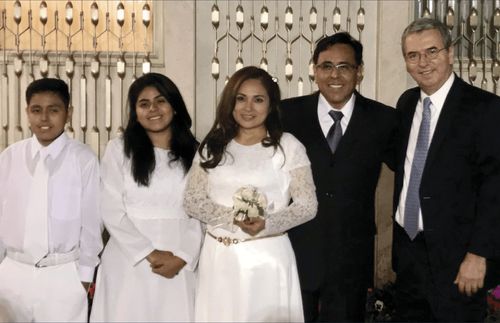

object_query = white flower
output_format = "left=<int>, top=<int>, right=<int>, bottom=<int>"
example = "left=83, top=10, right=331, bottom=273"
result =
left=232, top=185, right=267, bottom=221
left=247, top=204, right=260, bottom=218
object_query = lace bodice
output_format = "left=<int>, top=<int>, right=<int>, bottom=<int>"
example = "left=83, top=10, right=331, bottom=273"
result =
left=183, top=133, right=317, bottom=236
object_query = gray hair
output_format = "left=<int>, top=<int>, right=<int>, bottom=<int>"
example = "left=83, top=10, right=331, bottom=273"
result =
left=401, top=18, right=452, bottom=54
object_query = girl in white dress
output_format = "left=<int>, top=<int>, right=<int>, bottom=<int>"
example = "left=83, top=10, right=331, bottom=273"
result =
left=91, top=73, right=203, bottom=322
left=184, top=66, right=318, bottom=322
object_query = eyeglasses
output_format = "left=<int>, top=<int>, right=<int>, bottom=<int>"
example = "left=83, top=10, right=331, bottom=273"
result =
left=137, top=96, right=169, bottom=110
left=315, top=62, right=357, bottom=75
left=404, top=47, right=448, bottom=64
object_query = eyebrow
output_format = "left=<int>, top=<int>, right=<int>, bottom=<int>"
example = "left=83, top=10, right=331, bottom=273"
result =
left=138, top=94, right=165, bottom=101
left=237, top=93, right=266, bottom=97
left=318, top=60, right=353, bottom=65
left=407, top=46, right=438, bottom=53
left=29, top=104, right=63, bottom=109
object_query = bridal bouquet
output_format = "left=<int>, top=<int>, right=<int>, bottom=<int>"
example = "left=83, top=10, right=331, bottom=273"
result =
left=232, top=186, right=267, bottom=222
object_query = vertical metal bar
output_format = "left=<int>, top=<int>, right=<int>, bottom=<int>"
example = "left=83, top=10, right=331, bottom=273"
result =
left=105, top=76, right=112, bottom=139
left=1, top=73, right=8, bottom=150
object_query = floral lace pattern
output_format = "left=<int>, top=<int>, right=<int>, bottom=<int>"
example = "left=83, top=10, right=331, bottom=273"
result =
left=183, top=161, right=317, bottom=235
left=261, top=165, right=317, bottom=235
left=183, top=161, right=234, bottom=227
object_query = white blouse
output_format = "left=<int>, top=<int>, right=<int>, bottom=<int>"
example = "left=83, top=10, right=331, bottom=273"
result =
left=100, top=138, right=202, bottom=269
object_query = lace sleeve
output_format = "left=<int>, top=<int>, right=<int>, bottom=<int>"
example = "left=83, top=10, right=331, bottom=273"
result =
left=263, top=165, right=318, bottom=235
left=183, top=161, right=234, bottom=226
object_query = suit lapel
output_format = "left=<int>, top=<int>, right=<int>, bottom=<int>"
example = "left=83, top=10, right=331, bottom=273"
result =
left=334, top=92, right=370, bottom=159
left=395, top=89, right=419, bottom=191
left=302, top=92, right=332, bottom=153
left=400, top=92, right=419, bottom=152
left=423, top=77, right=463, bottom=174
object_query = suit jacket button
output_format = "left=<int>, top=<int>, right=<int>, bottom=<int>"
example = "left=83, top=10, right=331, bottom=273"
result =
left=325, top=192, right=333, bottom=198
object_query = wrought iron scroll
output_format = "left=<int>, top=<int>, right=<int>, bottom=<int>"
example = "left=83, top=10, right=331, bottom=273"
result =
left=417, top=0, right=500, bottom=94
left=207, top=0, right=367, bottom=113
left=0, top=1, right=154, bottom=155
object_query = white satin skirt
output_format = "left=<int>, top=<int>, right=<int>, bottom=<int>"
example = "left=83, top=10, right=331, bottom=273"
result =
left=194, top=232, right=304, bottom=322
left=90, top=237, right=196, bottom=322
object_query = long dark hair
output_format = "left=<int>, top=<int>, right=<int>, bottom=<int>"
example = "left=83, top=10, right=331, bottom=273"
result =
left=199, top=66, right=282, bottom=169
left=123, top=73, right=198, bottom=186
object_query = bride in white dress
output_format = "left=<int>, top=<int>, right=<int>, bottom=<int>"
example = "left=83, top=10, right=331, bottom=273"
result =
left=184, top=66, right=318, bottom=322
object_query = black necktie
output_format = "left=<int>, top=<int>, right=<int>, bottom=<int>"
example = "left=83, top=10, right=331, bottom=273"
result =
left=326, top=110, right=344, bottom=154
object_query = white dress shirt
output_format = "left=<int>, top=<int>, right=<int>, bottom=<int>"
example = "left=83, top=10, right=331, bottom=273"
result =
left=317, top=92, right=355, bottom=138
left=396, top=73, right=455, bottom=230
left=0, top=133, right=102, bottom=281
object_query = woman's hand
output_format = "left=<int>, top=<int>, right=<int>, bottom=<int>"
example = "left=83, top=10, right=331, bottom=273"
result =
left=146, top=250, right=186, bottom=278
left=234, top=217, right=265, bottom=236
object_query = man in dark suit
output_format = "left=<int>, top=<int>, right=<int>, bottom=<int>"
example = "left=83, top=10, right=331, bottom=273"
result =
left=393, top=18, right=500, bottom=321
left=281, top=32, right=398, bottom=322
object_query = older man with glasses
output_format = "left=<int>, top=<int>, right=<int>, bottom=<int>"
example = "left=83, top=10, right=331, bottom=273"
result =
left=280, top=32, right=398, bottom=322
left=392, top=17, right=500, bottom=321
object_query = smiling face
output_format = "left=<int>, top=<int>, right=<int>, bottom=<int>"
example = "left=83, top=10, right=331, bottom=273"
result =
left=135, top=86, right=174, bottom=137
left=232, top=78, right=270, bottom=135
left=314, top=43, right=362, bottom=109
left=403, top=28, right=454, bottom=95
left=26, top=91, right=71, bottom=146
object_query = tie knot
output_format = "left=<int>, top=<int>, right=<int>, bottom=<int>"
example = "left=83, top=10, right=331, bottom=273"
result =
left=423, top=97, right=432, bottom=110
left=329, top=110, right=344, bottom=122
left=37, top=150, right=48, bottom=162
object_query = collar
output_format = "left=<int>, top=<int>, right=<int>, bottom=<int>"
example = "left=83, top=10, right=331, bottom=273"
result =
left=420, top=72, right=454, bottom=109
left=318, top=92, right=355, bottom=121
left=30, top=132, right=69, bottom=161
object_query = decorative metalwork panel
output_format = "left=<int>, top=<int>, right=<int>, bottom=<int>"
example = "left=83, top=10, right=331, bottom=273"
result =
left=415, top=0, right=500, bottom=94
left=206, top=0, right=367, bottom=94
left=0, top=1, right=155, bottom=155
left=195, top=0, right=374, bottom=138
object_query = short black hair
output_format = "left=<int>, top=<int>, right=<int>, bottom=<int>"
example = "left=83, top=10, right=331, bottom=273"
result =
left=25, top=78, right=70, bottom=109
left=312, top=32, right=363, bottom=66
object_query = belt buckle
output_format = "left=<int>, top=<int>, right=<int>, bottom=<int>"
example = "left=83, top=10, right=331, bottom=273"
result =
left=35, top=255, right=48, bottom=268
left=217, top=236, right=239, bottom=246
left=35, top=261, right=47, bottom=268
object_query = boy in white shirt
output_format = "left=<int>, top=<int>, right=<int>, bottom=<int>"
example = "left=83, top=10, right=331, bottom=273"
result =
left=0, top=78, right=102, bottom=322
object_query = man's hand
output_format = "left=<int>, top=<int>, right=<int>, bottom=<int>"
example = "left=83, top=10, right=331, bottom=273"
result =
left=454, top=252, right=486, bottom=296
left=234, top=217, right=265, bottom=236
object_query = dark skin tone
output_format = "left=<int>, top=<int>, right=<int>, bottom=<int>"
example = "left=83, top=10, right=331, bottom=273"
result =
left=146, top=250, right=186, bottom=278
left=234, top=217, right=265, bottom=236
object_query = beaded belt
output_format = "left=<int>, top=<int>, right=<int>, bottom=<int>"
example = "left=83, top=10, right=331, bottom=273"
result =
left=206, top=231, right=285, bottom=246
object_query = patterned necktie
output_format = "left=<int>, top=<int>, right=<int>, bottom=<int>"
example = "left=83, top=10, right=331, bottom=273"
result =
left=404, top=97, right=432, bottom=240
left=24, top=152, right=49, bottom=263
left=326, top=110, right=344, bottom=154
